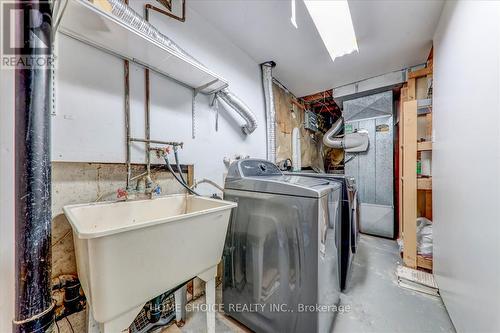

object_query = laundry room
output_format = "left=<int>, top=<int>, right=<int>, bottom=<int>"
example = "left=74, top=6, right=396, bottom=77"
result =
left=0, top=1, right=499, bottom=333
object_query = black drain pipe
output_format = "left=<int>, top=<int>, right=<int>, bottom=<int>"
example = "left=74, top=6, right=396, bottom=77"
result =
left=13, top=1, right=55, bottom=332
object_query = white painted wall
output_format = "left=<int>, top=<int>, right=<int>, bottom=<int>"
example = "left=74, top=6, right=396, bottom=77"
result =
left=0, top=67, right=15, bottom=333
left=433, top=1, right=500, bottom=332
left=53, top=0, right=267, bottom=194
left=1, top=2, right=266, bottom=329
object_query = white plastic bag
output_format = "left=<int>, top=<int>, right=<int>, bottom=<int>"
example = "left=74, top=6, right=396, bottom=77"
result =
left=416, top=217, right=433, bottom=257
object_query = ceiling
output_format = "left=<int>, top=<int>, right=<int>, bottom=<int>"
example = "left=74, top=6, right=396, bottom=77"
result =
left=189, top=0, right=444, bottom=97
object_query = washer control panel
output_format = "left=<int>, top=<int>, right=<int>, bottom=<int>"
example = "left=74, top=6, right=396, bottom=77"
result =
left=238, top=159, right=282, bottom=177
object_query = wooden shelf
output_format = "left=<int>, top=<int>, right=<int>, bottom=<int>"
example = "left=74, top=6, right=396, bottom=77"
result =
left=59, top=0, right=228, bottom=94
left=417, top=255, right=433, bottom=270
left=401, top=55, right=434, bottom=270
left=417, top=141, right=432, bottom=151
left=417, top=177, right=432, bottom=190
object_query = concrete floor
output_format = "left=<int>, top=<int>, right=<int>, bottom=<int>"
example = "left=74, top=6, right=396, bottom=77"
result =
left=333, top=235, right=455, bottom=333
left=162, top=234, right=455, bottom=333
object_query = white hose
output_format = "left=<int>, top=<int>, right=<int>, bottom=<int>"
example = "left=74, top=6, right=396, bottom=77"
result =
left=215, top=89, right=257, bottom=134
left=107, top=0, right=258, bottom=135
left=191, top=178, right=224, bottom=192
left=323, top=118, right=344, bottom=148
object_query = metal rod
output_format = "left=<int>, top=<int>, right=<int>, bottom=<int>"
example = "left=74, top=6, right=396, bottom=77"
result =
left=145, top=68, right=151, bottom=179
left=124, top=0, right=132, bottom=189
left=145, top=0, right=186, bottom=23
left=130, top=137, right=183, bottom=146
left=130, top=171, right=148, bottom=182
left=13, top=1, right=55, bottom=331
left=192, top=90, right=196, bottom=139
left=144, top=4, right=152, bottom=182
left=125, top=59, right=132, bottom=189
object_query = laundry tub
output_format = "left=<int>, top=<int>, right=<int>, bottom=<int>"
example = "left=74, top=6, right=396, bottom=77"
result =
left=64, top=194, right=237, bottom=332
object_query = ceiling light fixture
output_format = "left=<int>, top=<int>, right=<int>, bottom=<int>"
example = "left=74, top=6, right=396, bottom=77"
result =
left=291, top=0, right=298, bottom=28
left=304, top=0, right=359, bottom=62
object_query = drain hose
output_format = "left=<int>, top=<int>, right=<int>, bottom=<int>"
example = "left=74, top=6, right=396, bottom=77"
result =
left=174, top=149, right=187, bottom=184
left=163, top=156, right=200, bottom=196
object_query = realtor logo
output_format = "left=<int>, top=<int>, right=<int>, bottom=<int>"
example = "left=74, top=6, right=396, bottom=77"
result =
left=1, top=1, right=54, bottom=69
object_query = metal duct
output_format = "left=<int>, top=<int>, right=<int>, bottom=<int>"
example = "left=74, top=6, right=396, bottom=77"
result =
left=107, top=0, right=258, bottom=134
left=323, top=118, right=344, bottom=148
left=261, top=61, right=276, bottom=162
left=215, top=89, right=257, bottom=134
left=108, top=0, right=199, bottom=65
left=323, top=118, right=369, bottom=152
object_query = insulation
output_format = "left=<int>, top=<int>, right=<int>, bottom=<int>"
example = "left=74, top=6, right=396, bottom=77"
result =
left=273, top=83, right=320, bottom=169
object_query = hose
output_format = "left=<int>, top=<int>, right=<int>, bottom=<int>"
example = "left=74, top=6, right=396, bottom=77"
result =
left=323, top=118, right=344, bottom=148
left=163, top=156, right=200, bottom=196
left=173, top=149, right=187, bottom=184
left=191, top=178, right=224, bottom=192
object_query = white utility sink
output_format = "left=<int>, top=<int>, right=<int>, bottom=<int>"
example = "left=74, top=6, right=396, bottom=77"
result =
left=63, top=194, right=237, bottom=333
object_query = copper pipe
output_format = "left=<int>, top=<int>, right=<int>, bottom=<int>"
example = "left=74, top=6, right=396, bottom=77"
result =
left=145, top=0, right=186, bottom=23
left=130, top=137, right=183, bottom=146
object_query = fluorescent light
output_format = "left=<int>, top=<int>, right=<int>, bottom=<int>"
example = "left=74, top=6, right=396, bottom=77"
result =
left=304, top=0, right=358, bottom=62
left=291, top=0, right=298, bottom=29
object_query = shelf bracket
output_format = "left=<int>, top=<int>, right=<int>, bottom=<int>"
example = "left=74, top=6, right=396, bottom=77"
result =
left=194, top=79, right=220, bottom=95
left=192, top=89, right=197, bottom=139
left=204, top=82, right=229, bottom=96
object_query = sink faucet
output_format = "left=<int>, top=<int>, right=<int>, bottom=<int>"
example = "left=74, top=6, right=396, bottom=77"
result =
left=117, top=176, right=162, bottom=201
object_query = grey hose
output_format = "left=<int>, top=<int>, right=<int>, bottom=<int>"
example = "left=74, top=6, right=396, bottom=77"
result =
left=173, top=150, right=186, bottom=184
left=163, top=156, right=200, bottom=196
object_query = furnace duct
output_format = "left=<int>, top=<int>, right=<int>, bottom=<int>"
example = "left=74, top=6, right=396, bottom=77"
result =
left=261, top=61, right=276, bottom=162
left=106, top=0, right=257, bottom=134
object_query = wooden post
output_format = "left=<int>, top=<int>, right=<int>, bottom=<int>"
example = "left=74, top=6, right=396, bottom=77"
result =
left=407, top=78, right=416, bottom=101
left=187, top=164, right=194, bottom=187
left=398, top=87, right=409, bottom=238
left=402, top=100, right=418, bottom=268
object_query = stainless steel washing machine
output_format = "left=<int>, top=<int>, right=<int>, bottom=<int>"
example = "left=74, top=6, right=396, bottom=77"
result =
left=286, top=172, right=359, bottom=290
left=223, top=159, right=342, bottom=333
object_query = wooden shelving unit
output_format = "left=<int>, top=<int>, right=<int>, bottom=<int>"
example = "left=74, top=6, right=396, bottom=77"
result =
left=399, top=57, right=433, bottom=270
left=417, top=178, right=432, bottom=190
left=417, top=255, right=433, bottom=270
left=417, top=141, right=432, bottom=151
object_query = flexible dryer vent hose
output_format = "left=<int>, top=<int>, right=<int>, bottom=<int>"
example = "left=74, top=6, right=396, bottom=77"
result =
left=106, top=0, right=258, bottom=135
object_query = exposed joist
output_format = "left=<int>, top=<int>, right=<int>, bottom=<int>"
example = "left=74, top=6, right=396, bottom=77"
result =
left=300, top=89, right=333, bottom=103
left=291, top=100, right=305, bottom=110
